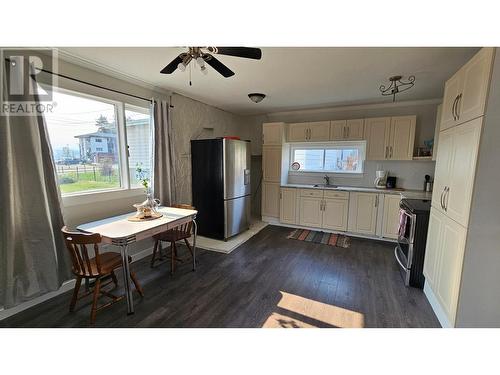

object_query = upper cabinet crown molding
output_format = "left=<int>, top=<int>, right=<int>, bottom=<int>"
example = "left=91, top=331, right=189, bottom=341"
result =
left=440, top=47, right=494, bottom=132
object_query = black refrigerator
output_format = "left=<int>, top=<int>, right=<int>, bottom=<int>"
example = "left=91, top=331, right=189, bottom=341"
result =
left=191, top=138, right=251, bottom=240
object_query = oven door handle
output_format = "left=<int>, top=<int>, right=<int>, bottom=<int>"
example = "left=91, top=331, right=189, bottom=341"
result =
left=394, top=246, right=407, bottom=270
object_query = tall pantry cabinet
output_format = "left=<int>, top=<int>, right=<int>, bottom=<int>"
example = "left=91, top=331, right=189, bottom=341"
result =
left=423, top=48, right=494, bottom=327
left=261, top=123, right=285, bottom=218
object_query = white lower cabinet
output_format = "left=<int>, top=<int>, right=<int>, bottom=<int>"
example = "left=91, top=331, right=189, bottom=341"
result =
left=280, top=188, right=297, bottom=224
left=262, top=182, right=280, bottom=218
left=299, top=196, right=323, bottom=227
left=381, top=194, right=401, bottom=239
left=347, top=192, right=378, bottom=235
left=322, top=198, right=349, bottom=231
left=423, top=207, right=467, bottom=326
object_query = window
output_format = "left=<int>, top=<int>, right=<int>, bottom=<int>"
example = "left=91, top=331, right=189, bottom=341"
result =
left=125, top=105, right=153, bottom=188
left=290, top=141, right=365, bottom=174
left=43, top=88, right=152, bottom=196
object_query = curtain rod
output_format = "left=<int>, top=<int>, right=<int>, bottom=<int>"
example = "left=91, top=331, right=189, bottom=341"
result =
left=4, top=58, right=174, bottom=107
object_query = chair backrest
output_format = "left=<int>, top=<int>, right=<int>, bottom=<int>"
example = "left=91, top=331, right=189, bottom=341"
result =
left=61, top=226, right=103, bottom=278
left=171, top=204, right=195, bottom=235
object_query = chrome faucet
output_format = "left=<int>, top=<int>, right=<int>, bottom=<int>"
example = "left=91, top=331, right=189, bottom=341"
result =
left=323, top=174, right=330, bottom=186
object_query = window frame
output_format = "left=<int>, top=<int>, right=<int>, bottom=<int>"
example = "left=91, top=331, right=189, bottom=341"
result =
left=289, top=141, right=366, bottom=176
left=41, top=85, right=152, bottom=203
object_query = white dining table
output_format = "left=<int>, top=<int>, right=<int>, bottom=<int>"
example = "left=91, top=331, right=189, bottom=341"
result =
left=77, top=206, right=198, bottom=314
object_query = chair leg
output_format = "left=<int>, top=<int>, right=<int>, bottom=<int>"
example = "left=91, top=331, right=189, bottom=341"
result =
left=130, top=271, right=144, bottom=297
left=69, top=276, right=82, bottom=312
left=170, top=241, right=175, bottom=275
left=150, top=240, right=159, bottom=267
left=184, top=238, right=194, bottom=257
left=90, top=278, right=101, bottom=325
left=111, top=271, right=118, bottom=287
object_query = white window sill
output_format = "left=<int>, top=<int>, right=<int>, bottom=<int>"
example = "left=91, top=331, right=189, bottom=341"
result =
left=61, top=187, right=145, bottom=207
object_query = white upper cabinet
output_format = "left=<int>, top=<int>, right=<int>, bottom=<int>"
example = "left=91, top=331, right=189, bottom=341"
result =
left=381, top=194, right=401, bottom=239
left=348, top=192, right=378, bottom=235
left=365, top=116, right=415, bottom=160
left=440, top=48, right=494, bottom=131
left=441, top=71, right=463, bottom=131
left=263, top=122, right=284, bottom=145
left=330, top=120, right=347, bottom=140
left=287, top=121, right=330, bottom=142
left=364, top=117, right=391, bottom=160
left=432, top=104, right=442, bottom=161
left=432, top=118, right=482, bottom=227
left=389, top=115, right=416, bottom=160
left=308, top=121, right=331, bottom=141
left=330, top=119, right=364, bottom=140
left=288, top=122, right=309, bottom=142
left=458, top=48, right=494, bottom=125
left=262, top=146, right=282, bottom=182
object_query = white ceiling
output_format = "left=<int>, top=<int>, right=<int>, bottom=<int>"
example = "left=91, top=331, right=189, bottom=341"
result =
left=60, top=47, right=479, bottom=115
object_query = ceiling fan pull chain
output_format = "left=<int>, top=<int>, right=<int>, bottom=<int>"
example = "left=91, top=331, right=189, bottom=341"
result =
left=189, top=62, right=192, bottom=86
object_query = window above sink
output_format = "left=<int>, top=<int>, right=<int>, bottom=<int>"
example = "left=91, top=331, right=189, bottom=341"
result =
left=289, top=141, right=366, bottom=175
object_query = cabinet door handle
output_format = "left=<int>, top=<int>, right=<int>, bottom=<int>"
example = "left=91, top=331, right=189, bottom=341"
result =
left=385, top=146, right=388, bottom=159
left=452, top=95, right=459, bottom=121
left=458, top=94, right=462, bottom=119
left=390, top=146, right=393, bottom=158
left=444, top=186, right=450, bottom=211
left=375, top=195, right=379, bottom=207
left=440, top=187, right=446, bottom=210
left=347, top=126, right=350, bottom=138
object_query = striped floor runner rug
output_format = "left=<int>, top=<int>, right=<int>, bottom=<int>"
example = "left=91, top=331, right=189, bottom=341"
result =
left=287, top=229, right=351, bottom=248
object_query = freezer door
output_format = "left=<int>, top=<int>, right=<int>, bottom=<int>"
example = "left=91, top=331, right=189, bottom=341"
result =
left=223, top=139, right=251, bottom=199
left=224, top=195, right=251, bottom=239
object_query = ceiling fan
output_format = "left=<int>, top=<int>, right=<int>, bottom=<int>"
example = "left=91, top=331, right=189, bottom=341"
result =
left=160, top=47, right=262, bottom=78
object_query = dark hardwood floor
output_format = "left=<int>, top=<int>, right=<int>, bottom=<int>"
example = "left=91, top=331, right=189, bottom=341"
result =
left=0, top=225, right=440, bottom=328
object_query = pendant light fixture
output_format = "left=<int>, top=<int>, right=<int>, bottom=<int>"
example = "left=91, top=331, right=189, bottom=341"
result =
left=379, top=75, right=415, bottom=102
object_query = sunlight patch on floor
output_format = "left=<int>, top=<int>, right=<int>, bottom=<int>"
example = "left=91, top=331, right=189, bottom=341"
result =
left=262, top=291, right=365, bottom=328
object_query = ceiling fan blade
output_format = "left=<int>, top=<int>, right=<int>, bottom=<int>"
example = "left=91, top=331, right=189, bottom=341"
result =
left=209, top=47, right=262, bottom=60
left=160, top=55, right=183, bottom=74
left=205, top=55, right=235, bottom=77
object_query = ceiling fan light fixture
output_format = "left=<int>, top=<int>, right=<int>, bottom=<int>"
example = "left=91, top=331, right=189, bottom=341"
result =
left=248, top=93, right=266, bottom=103
left=177, top=62, right=186, bottom=72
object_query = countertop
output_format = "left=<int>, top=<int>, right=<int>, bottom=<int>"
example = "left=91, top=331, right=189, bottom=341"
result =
left=280, top=183, right=433, bottom=200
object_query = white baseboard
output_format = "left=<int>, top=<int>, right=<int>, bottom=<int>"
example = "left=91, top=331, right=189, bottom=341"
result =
left=0, top=245, right=156, bottom=322
left=423, top=281, right=450, bottom=328
left=262, top=218, right=397, bottom=244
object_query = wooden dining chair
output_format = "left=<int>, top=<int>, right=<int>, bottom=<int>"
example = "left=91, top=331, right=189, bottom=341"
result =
left=61, top=226, right=144, bottom=324
left=150, top=204, right=195, bottom=274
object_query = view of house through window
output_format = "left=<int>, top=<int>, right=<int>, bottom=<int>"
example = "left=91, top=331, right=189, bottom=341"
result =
left=43, top=88, right=152, bottom=195
left=125, top=105, right=152, bottom=188
left=291, top=142, right=365, bottom=173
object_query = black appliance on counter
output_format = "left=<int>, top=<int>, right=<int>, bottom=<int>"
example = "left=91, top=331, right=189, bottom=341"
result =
left=395, top=198, right=431, bottom=288
left=386, top=176, right=397, bottom=189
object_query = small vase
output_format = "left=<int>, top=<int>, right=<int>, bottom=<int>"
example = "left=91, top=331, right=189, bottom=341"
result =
left=141, top=189, right=160, bottom=214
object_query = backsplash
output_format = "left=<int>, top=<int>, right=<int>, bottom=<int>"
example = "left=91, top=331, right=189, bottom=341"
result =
left=288, top=160, right=436, bottom=190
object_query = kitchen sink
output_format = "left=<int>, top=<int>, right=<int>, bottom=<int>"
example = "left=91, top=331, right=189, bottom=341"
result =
left=313, top=184, right=339, bottom=189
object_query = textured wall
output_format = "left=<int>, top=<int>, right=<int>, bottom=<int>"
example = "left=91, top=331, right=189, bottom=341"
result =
left=170, top=94, right=251, bottom=204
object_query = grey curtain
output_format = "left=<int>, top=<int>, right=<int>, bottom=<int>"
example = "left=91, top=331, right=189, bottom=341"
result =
left=0, top=63, right=71, bottom=309
left=152, top=99, right=177, bottom=206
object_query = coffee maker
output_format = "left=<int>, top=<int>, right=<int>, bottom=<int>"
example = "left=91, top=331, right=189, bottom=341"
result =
left=374, top=170, right=388, bottom=189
